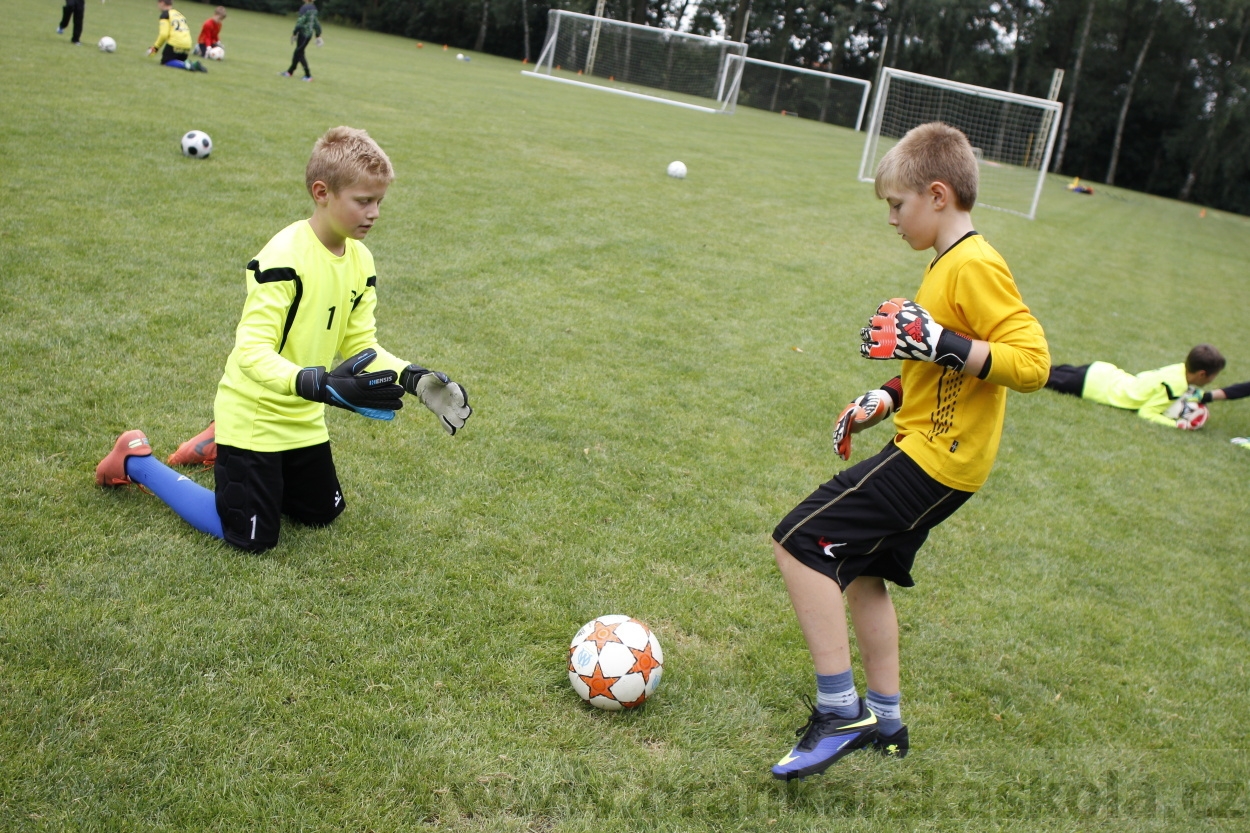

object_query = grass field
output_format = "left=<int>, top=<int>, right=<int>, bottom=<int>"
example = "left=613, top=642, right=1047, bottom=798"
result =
left=3, top=0, right=1250, bottom=829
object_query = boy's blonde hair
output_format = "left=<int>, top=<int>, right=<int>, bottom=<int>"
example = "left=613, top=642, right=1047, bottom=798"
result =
left=874, top=122, right=979, bottom=211
left=214, top=6, right=227, bottom=17
left=305, top=126, right=394, bottom=195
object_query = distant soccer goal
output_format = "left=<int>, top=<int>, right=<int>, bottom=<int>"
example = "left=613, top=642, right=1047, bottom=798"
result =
left=522, top=10, right=747, bottom=113
left=718, top=55, right=871, bottom=130
left=858, top=68, right=1063, bottom=219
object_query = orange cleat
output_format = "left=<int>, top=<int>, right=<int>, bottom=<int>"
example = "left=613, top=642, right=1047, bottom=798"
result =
left=166, top=421, right=217, bottom=467
left=95, top=430, right=152, bottom=487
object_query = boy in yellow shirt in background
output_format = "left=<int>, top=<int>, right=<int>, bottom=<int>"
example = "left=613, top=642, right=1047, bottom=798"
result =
left=769, top=122, right=1050, bottom=780
left=147, top=0, right=206, bottom=72
left=1045, top=346, right=1225, bottom=429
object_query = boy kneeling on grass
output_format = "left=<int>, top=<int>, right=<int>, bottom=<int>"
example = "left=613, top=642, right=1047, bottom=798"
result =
left=96, top=126, right=471, bottom=552
left=769, top=122, right=1051, bottom=780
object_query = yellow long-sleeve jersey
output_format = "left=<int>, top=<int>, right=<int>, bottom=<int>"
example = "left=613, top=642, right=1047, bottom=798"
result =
left=214, top=221, right=410, bottom=452
left=153, top=8, right=193, bottom=52
left=893, top=233, right=1050, bottom=492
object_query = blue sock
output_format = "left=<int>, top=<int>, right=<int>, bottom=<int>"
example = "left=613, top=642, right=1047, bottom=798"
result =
left=126, top=455, right=224, bottom=539
left=866, top=689, right=903, bottom=736
left=164, top=59, right=188, bottom=69
left=815, top=669, right=859, bottom=718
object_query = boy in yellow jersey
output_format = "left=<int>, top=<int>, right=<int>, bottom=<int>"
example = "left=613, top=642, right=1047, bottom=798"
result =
left=769, top=122, right=1050, bottom=780
left=147, top=0, right=206, bottom=72
left=1045, top=345, right=1225, bottom=429
left=95, top=127, right=472, bottom=552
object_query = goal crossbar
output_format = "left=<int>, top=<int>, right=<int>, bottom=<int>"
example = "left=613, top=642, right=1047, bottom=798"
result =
left=524, top=10, right=747, bottom=113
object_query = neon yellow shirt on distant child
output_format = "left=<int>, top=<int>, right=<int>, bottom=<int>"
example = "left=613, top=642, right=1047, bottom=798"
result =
left=894, top=233, right=1051, bottom=492
left=214, top=220, right=409, bottom=451
left=1081, top=362, right=1188, bottom=428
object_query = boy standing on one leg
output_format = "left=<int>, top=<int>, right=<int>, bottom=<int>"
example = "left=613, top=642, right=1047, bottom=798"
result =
left=96, top=126, right=471, bottom=552
left=57, top=0, right=85, bottom=45
left=770, top=122, right=1051, bottom=780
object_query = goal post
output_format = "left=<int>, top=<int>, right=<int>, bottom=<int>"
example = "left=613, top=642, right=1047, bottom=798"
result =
left=718, top=55, right=872, bottom=130
left=522, top=10, right=747, bottom=114
left=858, top=68, right=1063, bottom=219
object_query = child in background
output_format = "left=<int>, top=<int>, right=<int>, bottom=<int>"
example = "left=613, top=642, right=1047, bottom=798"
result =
left=282, top=0, right=322, bottom=81
left=1045, top=345, right=1225, bottom=429
left=195, top=6, right=227, bottom=58
left=147, top=0, right=207, bottom=72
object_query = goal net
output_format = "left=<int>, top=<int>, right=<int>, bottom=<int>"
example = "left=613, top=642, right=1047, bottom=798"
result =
left=858, top=68, right=1063, bottom=219
left=719, top=55, right=871, bottom=130
left=522, top=10, right=747, bottom=113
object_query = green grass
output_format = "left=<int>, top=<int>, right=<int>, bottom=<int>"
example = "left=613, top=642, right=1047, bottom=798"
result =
left=3, top=0, right=1250, bottom=829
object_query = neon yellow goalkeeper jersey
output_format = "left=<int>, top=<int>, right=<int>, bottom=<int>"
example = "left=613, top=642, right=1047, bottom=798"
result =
left=1082, top=362, right=1188, bottom=427
left=894, top=233, right=1051, bottom=492
left=214, top=220, right=409, bottom=451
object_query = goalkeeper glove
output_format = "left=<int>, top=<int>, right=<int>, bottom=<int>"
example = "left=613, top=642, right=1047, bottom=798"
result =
left=315, top=36, right=323, bottom=47
left=860, top=298, right=973, bottom=372
left=401, top=365, right=472, bottom=435
left=295, top=349, right=404, bottom=421
left=831, top=380, right=902, bottom=461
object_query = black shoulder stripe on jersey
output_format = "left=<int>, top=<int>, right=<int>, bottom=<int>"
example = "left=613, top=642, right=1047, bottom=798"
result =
left=247, top=260, right=303, bottom=354
left=352, top=273, right=375, bottom=310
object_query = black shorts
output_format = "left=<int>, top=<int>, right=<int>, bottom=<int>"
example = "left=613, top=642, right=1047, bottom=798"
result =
left=214, top=442, right=345, bottom=552
left=161, top=45, right=189, bottom=64
left=773, top=443, right=972, bottom=589
left=1045, top=364, right=1089, bottom=397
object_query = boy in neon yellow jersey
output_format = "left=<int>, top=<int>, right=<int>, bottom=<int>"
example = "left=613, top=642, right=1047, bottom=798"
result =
left=96, top=126, right=471, bottom=552
left=147, top=0, right=206, bottom=72
left=770, top=122, right=1050, bottom=780
left=1046, top=345, right=1225, bottom=429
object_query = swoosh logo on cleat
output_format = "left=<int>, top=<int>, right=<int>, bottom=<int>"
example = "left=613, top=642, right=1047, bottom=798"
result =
left=775, top=751, right=801, bottom=767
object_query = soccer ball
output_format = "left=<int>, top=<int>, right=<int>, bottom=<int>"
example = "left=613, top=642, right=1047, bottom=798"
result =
left=667, top=160, right=687, bottom=179
left=1180, top=400, right=1209, bottom=429
left=98, top=36, right=116, bottom=52
left=181, top=130, right=212, bottom=158
left=206, top=45, right=224, bottom=61
left=1163, top=396, right=1208, bottom=428
left=568, top=615, right=664, bottom=710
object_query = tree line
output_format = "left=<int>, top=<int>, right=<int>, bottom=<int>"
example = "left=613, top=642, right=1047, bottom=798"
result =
left=215, top=0, right=1250, bottom=215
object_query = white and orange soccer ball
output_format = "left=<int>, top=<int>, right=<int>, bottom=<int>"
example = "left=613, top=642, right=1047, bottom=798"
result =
left=568, top=615, right=664, bottom=710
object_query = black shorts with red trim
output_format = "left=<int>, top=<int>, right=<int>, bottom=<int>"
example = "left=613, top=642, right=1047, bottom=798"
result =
left=773, top=442, right=973, bottom=589
left=213, top=441, right=345, bottom=552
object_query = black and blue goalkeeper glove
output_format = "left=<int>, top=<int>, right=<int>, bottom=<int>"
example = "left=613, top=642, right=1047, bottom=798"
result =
left=401, top=365, right=472, bottom=435
left=295, top=349, right=404, bottom=421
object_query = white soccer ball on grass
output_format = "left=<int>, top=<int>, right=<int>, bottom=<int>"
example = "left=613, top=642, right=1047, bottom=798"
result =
left=98, top=36, right=116, bottom=52
left=667, top=160, right=687, bottom=179
left=181, top=130, right=212, bottom=158
left=207, top=45, right=224, bottom=61
left=568, top=615, right=664, bottom=710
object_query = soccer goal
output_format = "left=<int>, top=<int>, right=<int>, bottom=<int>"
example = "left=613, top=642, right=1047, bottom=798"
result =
left=522, top=10, right=747, bottom=113
left=718, top=55, right=871, bottom=130
left=858, top=68, right=1063, bottom=219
